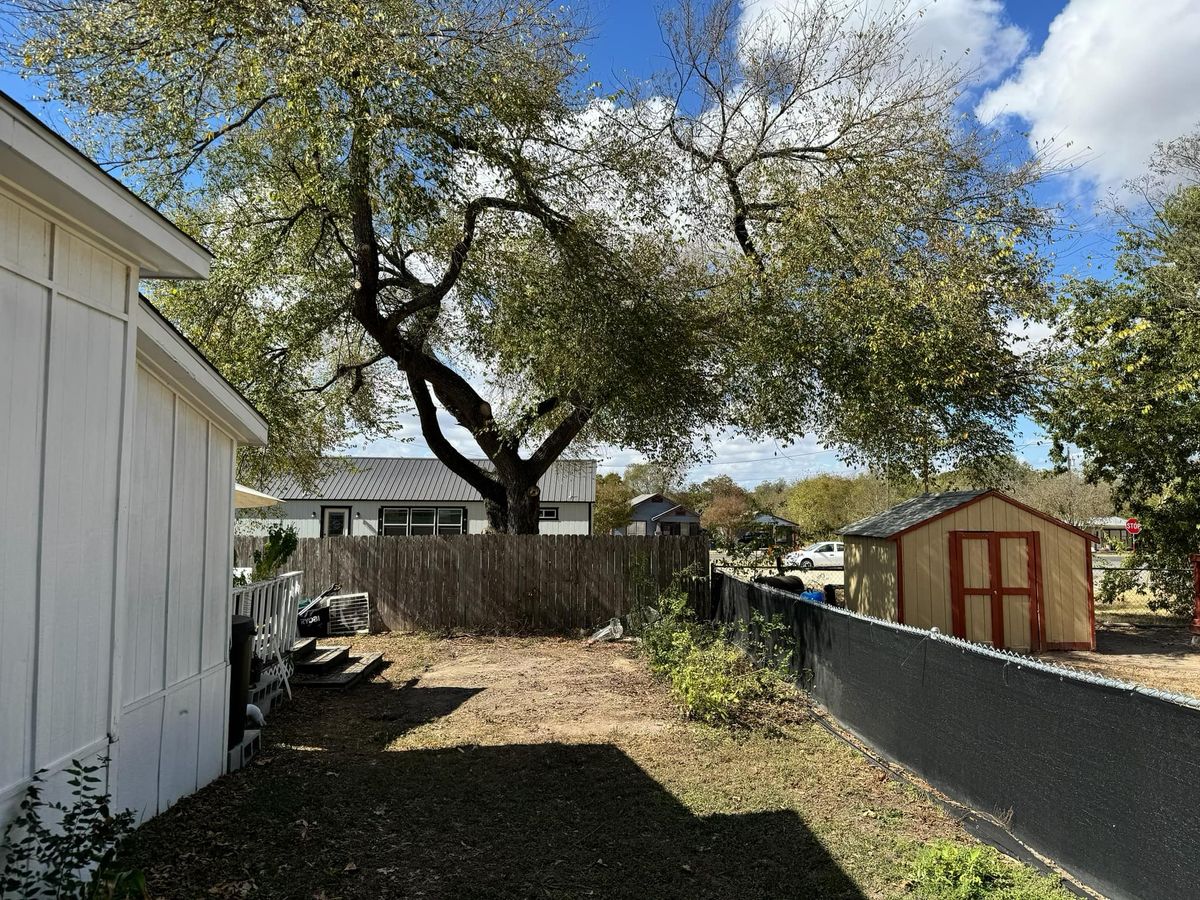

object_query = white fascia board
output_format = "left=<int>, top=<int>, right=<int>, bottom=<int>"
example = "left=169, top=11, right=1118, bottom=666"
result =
left=136, top=300, right=269, bottom=446
left=0, top=95, right=211, bottom=279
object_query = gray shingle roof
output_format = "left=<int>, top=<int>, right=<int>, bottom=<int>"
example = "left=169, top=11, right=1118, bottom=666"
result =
left=268, top=457, right=596, bottom=503
left=839, top=490, right=988, bottom=538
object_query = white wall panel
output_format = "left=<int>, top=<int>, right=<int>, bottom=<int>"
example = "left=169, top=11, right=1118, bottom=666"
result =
left=1, top=180, right=243, bottom=837
left=113, top=697, right=164, bottom=824
left=56, top=229, right=127, bottom=315
left=0, top=266, right=48, bottom=793
left=196, top=668, right=228, bottom=789
left=124, top=368, right=173, bottom=703
left=157, top=680, right=201, bottom=811
left=166, top=399, right=208, bottom=685
left=202, top=428, right=234, bottom=669
left=0, top=192, right=51, bottom=279
left=36, top=296, right=125, bottom=769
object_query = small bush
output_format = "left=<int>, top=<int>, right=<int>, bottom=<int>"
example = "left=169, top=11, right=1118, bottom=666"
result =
left=668, top=640, right=763, bottom=723
left=639, top=581, right=786, bottom=724
left=1, top=758, right=146, bottom=899
left=251, top=523, right=298, bottom=582
left=909, top=840, right=1072, bottom=900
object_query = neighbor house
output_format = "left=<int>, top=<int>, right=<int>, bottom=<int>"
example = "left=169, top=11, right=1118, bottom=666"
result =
left=1, top=92, right=269, bottom=831
left=1087, top=516, right=1131, bottom=550
left=739, top=511, right=801, bottom=547
left=240, top=457, right=596, bottom=536
left=614, top=493, right=703, bottom=536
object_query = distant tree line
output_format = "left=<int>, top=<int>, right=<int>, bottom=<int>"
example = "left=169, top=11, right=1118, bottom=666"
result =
left=594, top=460, right=1117, bottom=545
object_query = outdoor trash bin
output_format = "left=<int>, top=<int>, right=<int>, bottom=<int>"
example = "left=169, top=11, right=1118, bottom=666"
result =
left=229, top=614, right=256, bottom=749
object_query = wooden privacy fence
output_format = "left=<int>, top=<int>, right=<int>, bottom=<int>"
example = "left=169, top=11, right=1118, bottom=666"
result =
left=233, top=534, right=710, bottom=633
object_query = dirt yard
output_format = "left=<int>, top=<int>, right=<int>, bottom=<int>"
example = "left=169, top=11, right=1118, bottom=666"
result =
left=123, top=635, right=1062, bottom=899
left=1030, top=592, right=1200, bottom=697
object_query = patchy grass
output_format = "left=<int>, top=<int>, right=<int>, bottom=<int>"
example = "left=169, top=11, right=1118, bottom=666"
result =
left=123, top=635, right=1073, bottom=899
left=1094, top=591, right=1188, bottom=627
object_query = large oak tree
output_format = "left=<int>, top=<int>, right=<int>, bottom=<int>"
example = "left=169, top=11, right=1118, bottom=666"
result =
left=9, top=0, right=1053, bottom=530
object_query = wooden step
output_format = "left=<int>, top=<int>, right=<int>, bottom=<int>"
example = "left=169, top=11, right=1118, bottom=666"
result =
left=292, top=652, right=384, bottom=689
left=294, top=644, right=350, bottom=675
left=290, top=636, right=317, bottom=660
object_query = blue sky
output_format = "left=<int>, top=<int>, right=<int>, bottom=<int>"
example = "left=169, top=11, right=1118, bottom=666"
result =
left=6, top=0, right=1200, bottom=485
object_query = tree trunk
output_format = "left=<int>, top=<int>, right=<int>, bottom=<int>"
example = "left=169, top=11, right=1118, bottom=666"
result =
left=499, top=483, right=540, bottom=534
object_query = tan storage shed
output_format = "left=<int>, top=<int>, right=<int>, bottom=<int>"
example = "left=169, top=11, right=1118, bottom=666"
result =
left=841, top=490, right=1097, bottom=651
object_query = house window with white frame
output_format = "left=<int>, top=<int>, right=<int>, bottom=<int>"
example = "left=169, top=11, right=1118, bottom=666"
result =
left=380, top=506, right=467, bottom=535
left=538, top=507, right=559, bottom=521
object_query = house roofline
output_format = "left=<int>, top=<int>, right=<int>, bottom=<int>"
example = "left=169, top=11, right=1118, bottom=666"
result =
left=0, top=91, right=211, bottom=279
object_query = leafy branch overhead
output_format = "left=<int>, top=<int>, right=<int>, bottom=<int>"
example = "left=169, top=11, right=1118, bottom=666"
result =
left=10, top=0, right=1055, bottom=530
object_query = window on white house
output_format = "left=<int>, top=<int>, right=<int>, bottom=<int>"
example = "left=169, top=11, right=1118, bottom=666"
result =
left=381, top=508, right=409, bottom=536
left=538, top=507, right=559, bottom=521
left=437, top=508, right=464, bottom=534
left=381, top=506, right=467, bottom=536
left=409, top=508, right=437, bottom=535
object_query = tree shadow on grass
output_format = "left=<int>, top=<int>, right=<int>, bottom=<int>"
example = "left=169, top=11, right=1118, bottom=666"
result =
left=128, top=741, right=867, bottom=899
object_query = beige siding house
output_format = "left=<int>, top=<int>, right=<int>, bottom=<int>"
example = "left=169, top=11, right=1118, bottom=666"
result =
left=841, top=490, right=1097, bottom=651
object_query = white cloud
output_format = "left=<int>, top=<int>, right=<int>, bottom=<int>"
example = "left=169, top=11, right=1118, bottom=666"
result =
left=741, top=0, right=1027, bottom=84
left=902, top=0, right=1027, bottom=83
left=977, top=0, right=1200, bottom=190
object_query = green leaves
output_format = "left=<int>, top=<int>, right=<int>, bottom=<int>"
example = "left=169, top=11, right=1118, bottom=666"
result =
left=1, top=758, right=144, bottom=900
left=1042, top=137, right=1200, bottom=612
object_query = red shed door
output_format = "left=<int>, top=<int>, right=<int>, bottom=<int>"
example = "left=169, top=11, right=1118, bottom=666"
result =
left=950, top=531, right=1043, bottom=651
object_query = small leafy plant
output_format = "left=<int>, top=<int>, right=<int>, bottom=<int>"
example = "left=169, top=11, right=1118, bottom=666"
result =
left=251, top=523, right=298, bottom=582
left=640, top=579, right=788, bottom=724
left=1, top=759, right=146, bottom=899
left=909, top=840, right=1071, bottom=900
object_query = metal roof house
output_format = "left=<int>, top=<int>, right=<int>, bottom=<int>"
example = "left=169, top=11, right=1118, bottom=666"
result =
left=241, top=457, right=597, bottom=536
left=840, top=490, right=1097, bottom=652
left=1, top=93, right=269, bottom=832
left=614, top=493, right=703, bottom=536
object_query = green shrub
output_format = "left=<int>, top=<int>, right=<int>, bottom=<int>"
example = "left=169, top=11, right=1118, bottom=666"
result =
left=639, top=581, right=786, bottom=724
left=251, top=523, right=298, bottom=582
left=668, top=640, right=761, bottom=723
left=1, top=759, right=146, bottom=899
left=909, top=840, right=1072, bottom=900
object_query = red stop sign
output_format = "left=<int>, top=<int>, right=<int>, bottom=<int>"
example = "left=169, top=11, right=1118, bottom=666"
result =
left=1125, top=517, right=1142, bottom=535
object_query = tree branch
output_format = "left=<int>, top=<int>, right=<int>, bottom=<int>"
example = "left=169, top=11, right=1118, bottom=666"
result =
left=407, top=372, right=504, bottom=502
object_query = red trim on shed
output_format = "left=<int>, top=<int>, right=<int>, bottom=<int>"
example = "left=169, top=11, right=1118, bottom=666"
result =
left=1085, top=536, right=1096, bottom=650
left=896, top=536, right=906, bottom=624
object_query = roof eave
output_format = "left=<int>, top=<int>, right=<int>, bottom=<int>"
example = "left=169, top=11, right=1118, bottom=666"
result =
left=136, top=300, right=268, bottom=446
left=0, top=94, right=211, bottom=279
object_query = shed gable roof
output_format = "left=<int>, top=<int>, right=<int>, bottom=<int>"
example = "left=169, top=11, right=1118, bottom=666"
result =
left=840, top=489, right=1099, bottom=542
left=268, top=457, right=596, bottom=503
left=840, top=490, right=987, bottom=538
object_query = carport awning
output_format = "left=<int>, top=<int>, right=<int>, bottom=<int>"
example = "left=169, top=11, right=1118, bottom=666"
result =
left=234, top=483, right=282, bottom=509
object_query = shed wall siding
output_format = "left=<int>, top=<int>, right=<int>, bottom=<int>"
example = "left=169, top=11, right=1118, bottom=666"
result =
left=898, top=496, right=1091, bottom=646
left=844, top=538, right=898, bottom=620
left=0, top=187, right=133, bottom=816
left=118, top=365, right=236, bottom=822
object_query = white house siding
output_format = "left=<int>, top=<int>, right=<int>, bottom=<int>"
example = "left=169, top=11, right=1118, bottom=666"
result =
left=116, top=365, right=236, bottom=822
left=238, top=499, right=592, bottom=538
left=0, top=187, right=133, bottom=822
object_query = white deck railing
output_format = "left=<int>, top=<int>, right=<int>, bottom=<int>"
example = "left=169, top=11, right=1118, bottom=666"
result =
left=233, top=571, right=303, bottom=697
